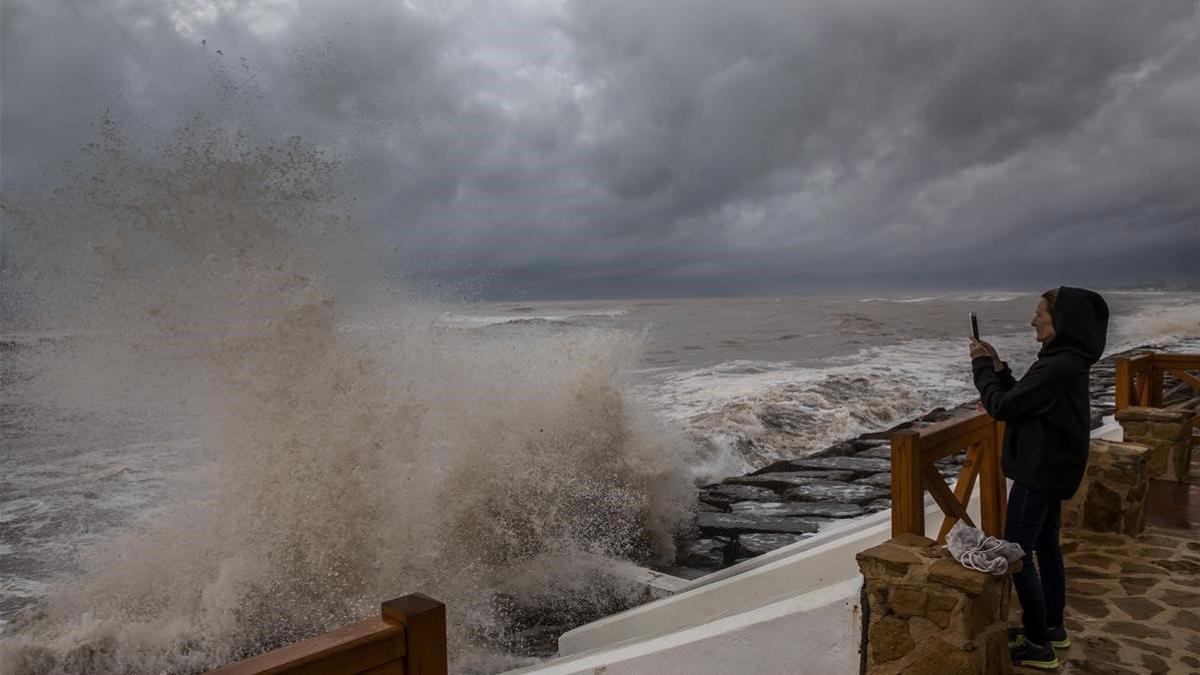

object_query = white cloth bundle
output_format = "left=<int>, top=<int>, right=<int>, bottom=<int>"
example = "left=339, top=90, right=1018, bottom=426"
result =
left=945, top=520, right=1025, bottom=576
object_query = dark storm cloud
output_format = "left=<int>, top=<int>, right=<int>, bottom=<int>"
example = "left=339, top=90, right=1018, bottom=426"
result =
left=2, top=0, right=1196, bottom=298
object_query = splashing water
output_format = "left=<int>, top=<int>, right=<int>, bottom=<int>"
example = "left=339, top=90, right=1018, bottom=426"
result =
left=0, top=119, right=694, bottom=673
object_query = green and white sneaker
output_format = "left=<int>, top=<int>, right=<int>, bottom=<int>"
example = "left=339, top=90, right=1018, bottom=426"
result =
left=1010, top=639, right=1059, bottom=670
left=1009, top=626, right=1070, bottom=649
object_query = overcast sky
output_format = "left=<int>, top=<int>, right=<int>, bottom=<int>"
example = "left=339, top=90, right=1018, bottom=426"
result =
left=2, top=0, right=1197, bottom=299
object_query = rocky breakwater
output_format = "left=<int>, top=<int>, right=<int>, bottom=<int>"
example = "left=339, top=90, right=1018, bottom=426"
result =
left=681, top=408, right=970, bottom=571
left=675, top=343, right=1194, bottom=575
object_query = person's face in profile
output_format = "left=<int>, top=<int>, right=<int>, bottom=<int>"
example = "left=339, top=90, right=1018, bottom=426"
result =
left=1031, top=298, right=1055, bottom=343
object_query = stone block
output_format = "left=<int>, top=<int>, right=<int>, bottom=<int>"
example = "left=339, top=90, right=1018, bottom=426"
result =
left=889, top=533, right=936, bottom=549
left=928, top=558, right=990, bottom=595
left=868, top=584, right=888, bottom=610
left=856, top=542, right=921, bottom=579
left=1064, top=440, right=1151, bottom=535
left=906, top=637, right=976, bottom=674
left=871, top=615, right=915, bottom=664
left=1144, top=440, right=1171, bottom=476
left=980, top=625, right=1014, bottom=674
left=859, top=539, right=1017, bottom=674
left=1150, top=422, right=1185, bottom=440
left=1119, top=408, right=1193, bottom=481
left=926, top=591, right=959, bottom=629
left=964, top=584, right=1002, bottom=638
left=1120, top=421, right=1150, bottom=438
left=889, top=586, right=927, bottom=618
left=1117, top=406, right=1189, bottom=424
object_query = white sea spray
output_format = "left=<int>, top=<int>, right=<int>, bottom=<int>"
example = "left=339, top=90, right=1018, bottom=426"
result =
left=0, top=119, right=694, bottom=673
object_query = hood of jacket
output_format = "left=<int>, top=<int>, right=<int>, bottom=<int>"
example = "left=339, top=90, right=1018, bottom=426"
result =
left=1038, top=286, right=1110, bottom=365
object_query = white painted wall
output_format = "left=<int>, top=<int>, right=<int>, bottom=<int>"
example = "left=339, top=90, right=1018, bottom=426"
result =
left=508, top=578, right=863, bottom=675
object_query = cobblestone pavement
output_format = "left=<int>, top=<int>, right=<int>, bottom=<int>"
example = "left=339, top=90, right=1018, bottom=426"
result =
left=1012, top=467, right=1200, bottom=673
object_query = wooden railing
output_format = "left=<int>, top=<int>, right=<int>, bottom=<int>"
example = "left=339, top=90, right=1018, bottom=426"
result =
left=1116, top=352, right=1200, bottom=446
left=209, top=594, right=447, bottom=675
left=890, top=412, right=1007, bottom=543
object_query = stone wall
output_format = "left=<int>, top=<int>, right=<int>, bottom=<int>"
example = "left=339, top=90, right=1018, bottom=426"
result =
left=855, top=533, right=1016, bottom=675
left=1064, top=439, right=1151, bottom=536
left=1116, top=406, right=1193, bottom=481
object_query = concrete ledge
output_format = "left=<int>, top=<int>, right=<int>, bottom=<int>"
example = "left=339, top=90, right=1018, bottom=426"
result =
left=507, top=578, right=863, bottom=675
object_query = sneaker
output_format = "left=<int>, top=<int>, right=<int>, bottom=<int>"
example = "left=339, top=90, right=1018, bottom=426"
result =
left=1007, top=627, right=1025, bottom=648
left=1010, top=639, right=1059, bottom=670
left=1010, top=626, right=1070, bottom=649
left=1047, top=625, right=1070, bottom=649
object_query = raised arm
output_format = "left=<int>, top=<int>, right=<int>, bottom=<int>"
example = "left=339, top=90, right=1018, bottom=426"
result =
left=972, top=357, right=1061, bottom=421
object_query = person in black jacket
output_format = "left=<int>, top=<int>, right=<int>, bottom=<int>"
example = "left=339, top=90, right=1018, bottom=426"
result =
left=969, top=286, right=1110, bottom=670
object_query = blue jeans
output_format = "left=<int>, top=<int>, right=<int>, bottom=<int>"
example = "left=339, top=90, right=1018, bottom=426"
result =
left=1004, top=481, right=1065, bottom=646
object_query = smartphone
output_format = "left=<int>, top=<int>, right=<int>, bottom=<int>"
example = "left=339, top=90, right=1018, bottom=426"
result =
left=969, top=312, right=980, bottom=340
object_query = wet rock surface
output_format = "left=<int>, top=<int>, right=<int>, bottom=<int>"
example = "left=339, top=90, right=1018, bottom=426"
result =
left=698, top=483, right=780, bottom=508
left=854, top=472, right=893, bottom=488
left=783, top=480, right=889, bottom=504
left=729, top=500, right=865, bottom=518
left=735, top=533, right=808, bottom=557
left=724, top=471, right=853, bottom=491
left=684, top=537, right=732, bottom=568
left=772, top=455, right=892, bottom=474
left=696, top=511, right=821, bottom=536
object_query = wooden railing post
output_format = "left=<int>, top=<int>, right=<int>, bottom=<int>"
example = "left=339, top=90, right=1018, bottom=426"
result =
left=1149, top=362, right=1164, bottom=408
left=382, top=594, right=448, bottom=675
left=890, top=430, right=924, bottom=537
left=1115, top=357, right=1132, bottom=411
left=980, top=420, right=1006, bottom=537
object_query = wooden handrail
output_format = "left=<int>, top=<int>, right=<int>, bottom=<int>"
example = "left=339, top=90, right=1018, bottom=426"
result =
left=891, top=412, right=1006, bottom=543
left=209, top=593, right=447, bottom=675
left=1115, top=351, right=1200, bottom=446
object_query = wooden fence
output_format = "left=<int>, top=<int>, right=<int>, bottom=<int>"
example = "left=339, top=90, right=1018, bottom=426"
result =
left=1115, top=352, right=1200, bottom=446
left=890, top=412, right=1007, bottom=543
left=209, top=594, right=447, bottom=675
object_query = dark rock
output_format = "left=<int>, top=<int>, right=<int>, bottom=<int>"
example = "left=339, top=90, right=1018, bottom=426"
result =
left=683, top=537, right=731, bottom=568
left=695, top=501, right=726, bottom=513
left=850, top=438, right=891, bottom=451
left=860, top=421, right=916, bottom=440
left=784, top=480, right=889, bottom=504
left=917, top=407, right=950, bottom=422
left=855, top=445, right=893, bottom=459
left=783, top=456, right=892, bottom=474
left=753, top=453, right=864, bottom=474
left=736, top=533, right=808, bottom=557
left=807, top=440, right=858, bottom=458
left=696, top=511, right=821, bottom=536
left=855, top=473, right=893, bottom=488
left=724, top=472, right=852, bottom=491
left=865, top=498, right=892, bottom=513
left=699, top=483, right=780, bottom=506
left=657, top=566, right=713, bottom=581
left=729, top=500, right=864, bottom=518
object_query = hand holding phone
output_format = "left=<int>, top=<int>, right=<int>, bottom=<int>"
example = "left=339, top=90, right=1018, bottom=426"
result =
left=967, top=314, right=1003, bottom=371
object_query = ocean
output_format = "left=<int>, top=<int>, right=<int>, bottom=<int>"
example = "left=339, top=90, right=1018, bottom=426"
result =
left=441, top=291, right=1200, bottom=473
left=2, top=287, right=1197, bottom=672
left=1, top=123, right=1196, bottom=672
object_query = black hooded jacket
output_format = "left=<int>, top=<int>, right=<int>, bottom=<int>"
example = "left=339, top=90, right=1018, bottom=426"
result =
left=972, top=287, right=1110, bottom=500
